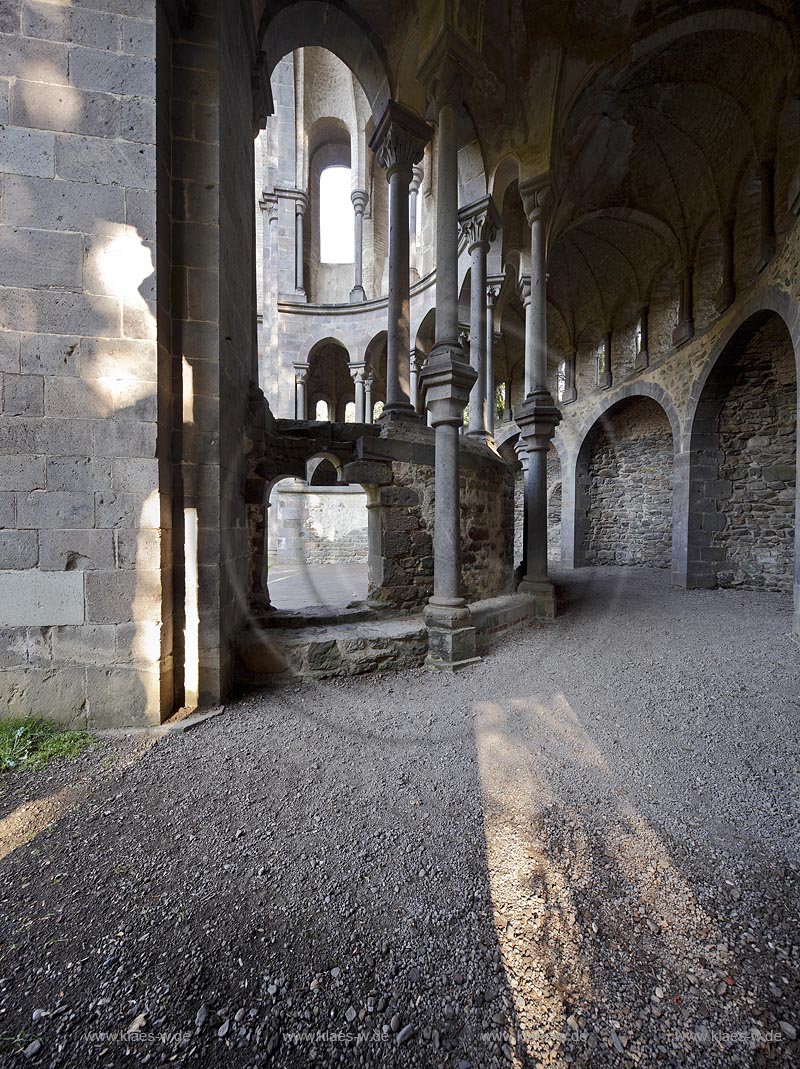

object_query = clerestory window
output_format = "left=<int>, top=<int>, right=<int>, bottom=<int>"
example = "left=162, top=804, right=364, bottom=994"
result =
left=319, top=166, right=354, bottom=264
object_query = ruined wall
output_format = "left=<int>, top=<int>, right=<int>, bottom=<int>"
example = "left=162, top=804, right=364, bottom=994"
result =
left=712, top=320, right=796, bottom=591
left=583, top=398, right=673, bottom=567
left=0, top=0, right=170, bottom=726
left=269, top=484, right=368, bottom=565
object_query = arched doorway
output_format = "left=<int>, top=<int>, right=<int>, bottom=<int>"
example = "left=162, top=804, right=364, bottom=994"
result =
left=686, top=310, right=796, bottom=593
left=307, top=338, right=352, bottom=423
left=575, top=396, right=674, bottom=567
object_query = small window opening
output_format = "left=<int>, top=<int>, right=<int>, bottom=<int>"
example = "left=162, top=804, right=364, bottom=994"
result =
left=320, top=166, right=354, bottom=264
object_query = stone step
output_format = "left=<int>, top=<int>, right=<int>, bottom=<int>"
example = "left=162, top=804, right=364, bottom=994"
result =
left=254, top=602, right=376, bottom=629
left=239, top=616, right=428, bottom=680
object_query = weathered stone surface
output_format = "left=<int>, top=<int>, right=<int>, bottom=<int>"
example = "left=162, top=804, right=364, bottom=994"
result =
left=0, top=570, right=84, bottom=626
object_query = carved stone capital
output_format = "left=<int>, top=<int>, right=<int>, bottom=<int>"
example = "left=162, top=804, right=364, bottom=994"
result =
left=518, top=175, right=552, bottom=225
left=259, top=192, right=278, bottom=223
left=458, top=194, right=500, bottom=253
left=293, top=362, right=309, bottom=385
left=518, top=275, right=532, bottom=307
left=417, top=28, right=480, bottom=111
left=486, top=281, right=501, bottom=306
left=369, top=101, right=432, bottom=181
left=351, top=189, right=369, bottom=215
left=410, top=163, right=425, bottom=195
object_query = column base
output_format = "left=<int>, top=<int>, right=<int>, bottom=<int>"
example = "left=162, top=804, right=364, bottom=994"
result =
left=349, top=285, right=366, bottom=303
left=516, top=576, right=557, bottom=619
left=425, top=626, right=481, bottom=670
left=378, top=403, right=421, bottom=422
left=465, top=427, right=491, bottom=444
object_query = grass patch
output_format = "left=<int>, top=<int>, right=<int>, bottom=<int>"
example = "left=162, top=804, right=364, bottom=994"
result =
left=0, top=717, right=93, bottom=772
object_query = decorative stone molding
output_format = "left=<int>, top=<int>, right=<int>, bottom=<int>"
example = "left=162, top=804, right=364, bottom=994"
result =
left=518, top=175, right=551, bottom=224
left=351, top=189, right=369, bottom=215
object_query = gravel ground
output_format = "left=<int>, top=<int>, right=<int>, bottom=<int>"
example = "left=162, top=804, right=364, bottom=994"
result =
left=0, top=566, right=798, bottom=1068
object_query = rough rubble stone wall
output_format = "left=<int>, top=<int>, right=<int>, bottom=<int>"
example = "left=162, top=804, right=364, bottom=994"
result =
left=712, top=320, right=796, bottom=591
left=371, top=450, right=514, bottom=609
left=584, top=398, right=673, bottom=567
left=0, top=0, right=170, bottom=726
left=269, top=485, right=368, bottom=565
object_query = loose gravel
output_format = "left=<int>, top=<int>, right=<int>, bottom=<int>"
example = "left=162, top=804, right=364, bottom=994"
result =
left=0, top=565, right=798, bottom=1068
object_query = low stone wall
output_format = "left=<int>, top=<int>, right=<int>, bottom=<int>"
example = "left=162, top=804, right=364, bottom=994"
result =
left=268, top=484, right=368, bottom=565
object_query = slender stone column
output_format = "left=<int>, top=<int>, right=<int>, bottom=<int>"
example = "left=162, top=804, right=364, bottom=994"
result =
left=409, top=348, right=421, bottom=411
left=351, top=364, right=366, bottom=422
left=519, top=276, right=533, bottom=395
left=516, top=176, right=561, bottom=617
left=370, top=102, right=431, bottom=421
left=459, top=196, right=499, bottom=441
left=635, top=307, right=649, bottom=371
left=715, top=217, right=735, bottom=312
left=410, top=163, right=424, bottom=281
left=294, top=193, right=307, bottom=296
left=417, top=57, right=479, bottom=667
left=485, top=283, right=500, bottom=436
left=293, top=363, right=309, bottom=420
left=672, top=264, right=694, bottom=346
left=350, top=189, right=368, bottom=303
left=364, top=372, right=375, bottom=423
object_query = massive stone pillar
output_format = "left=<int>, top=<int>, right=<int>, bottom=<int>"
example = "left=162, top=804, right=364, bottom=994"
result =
left=417, top=52, right=479, bottom=667
left=370, top=103, right=431, bottom=421
left=459, top=197, right=499, bottom=442
left=350, top=189, right=368, bottom=303
left=294, top=363, right=308, bottom=420
left=410, top=162, right=424, bottom=281
left=485, top=283, right=500, bottom=436
left=516, top=176, right=561, bottom=616
left=294, top=192, right=307, bottom=297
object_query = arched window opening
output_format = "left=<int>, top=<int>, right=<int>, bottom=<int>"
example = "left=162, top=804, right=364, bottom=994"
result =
left=315, top=398, right=330, bottom=421
left=320, top=166, right=355, bottom=264
left=596, top=342, right=607, bottom=387
left=373, top=400, right=385, bottom=421
left=344, top=401, right=356, bottom=423
left=635, top=316, right=644, bottom=356
left=557, top=360, right=566, bottom=403
left=496, top=383, right=506, bottom=422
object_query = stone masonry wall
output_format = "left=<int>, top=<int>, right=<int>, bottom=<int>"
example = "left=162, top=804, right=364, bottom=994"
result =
left=584, top=398, right=673, bottom=567
left=712, top=319, right=796, bottom=592
left=269, top=484, right=368, bottom=565
left=513, top=447, right=561, bottom=564
left=0, top=0, right=170, bottom=726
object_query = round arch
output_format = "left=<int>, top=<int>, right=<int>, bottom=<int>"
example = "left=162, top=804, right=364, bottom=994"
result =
left=260, top=1, right=392, bottom=119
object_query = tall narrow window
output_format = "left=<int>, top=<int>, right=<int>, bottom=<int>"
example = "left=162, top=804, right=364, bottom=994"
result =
left=557, top=360, right=566, bottom=403
left=596, top=342, right=606, bottom=386
left=315, top=398, right=329, bottom=421
left=320, top=166, right=354, bottom=263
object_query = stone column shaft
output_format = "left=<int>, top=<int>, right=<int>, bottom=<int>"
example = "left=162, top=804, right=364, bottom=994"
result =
left=294, top=364, right=308, bottom=420
left=409, top=349, right=420, bottom=411
left=410, top=162, right=424, bottom=280
left=294, top=197, right=306, bottom=294
left=351, top=364, right=366, bottom=422
left=436, top=101, right=460, bottom=344
left=370, top=102, right=431, bottom=421
left=350, top=189, right=368, bottom=303
left=460, top=198, right=498, bottom=441
left=364, top=373, right=375, bottom=424
left=485, top=297, right=498, bottom=435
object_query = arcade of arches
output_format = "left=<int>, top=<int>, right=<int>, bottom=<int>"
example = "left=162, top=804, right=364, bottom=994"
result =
left=0, top=0, right=797, bottom=723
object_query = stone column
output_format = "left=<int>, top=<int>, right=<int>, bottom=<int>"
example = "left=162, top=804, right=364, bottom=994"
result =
left=351, top=363, right=366, bottom=422
left=599, top=330, right=612, bottom=390
left=519, top=276, right=533, bottom=395
left=370, top=102, right=431, bottom=421
left=350, top=189, right=368, bottom=303
left=294, top=192, right=307, bottom=296
left=515, top=176, right=561, bottom=617
left=410, top=162, right=424, bottom=281
left=715, top=217, right=736, bottom=312
left=758, top=158, right=776, bottom=269
left=293, top=363, right=308, bottom=420
left=364, top=372, right=375, bottom=424
left=417, top=57, right=479, bottom=667
left=409, top=348, right=422, bottom=412
left=485, top=283, right=500, bottom=436
left=672, top=264, right=694, bottom=346
left=634, top=307, right=649, bottom=371
left=460, top=196, right=499, bottom=442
